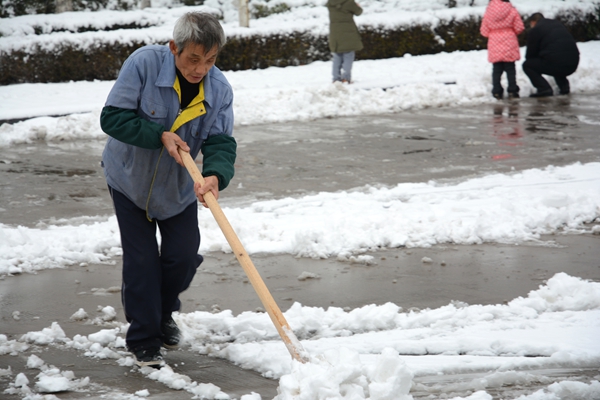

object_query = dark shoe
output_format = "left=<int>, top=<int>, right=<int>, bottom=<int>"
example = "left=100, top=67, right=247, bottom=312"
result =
left=341, top=79, right=351, bottom=84
left=161, top=316, right=181, bottom=349
left=508, top=92, right=520, bottom=99
left=133, top=347, right=164, bottom=368
left=557, top=79, right=570, bottom=95
left=493, top=93, right=503, bottom=100
left=529, top=89, right=553, bottom=98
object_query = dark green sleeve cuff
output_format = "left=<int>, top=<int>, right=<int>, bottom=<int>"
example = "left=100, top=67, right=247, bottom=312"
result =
left=100, top=106, right=165, bottom=149
left=201, top=134, right=237, bottom=191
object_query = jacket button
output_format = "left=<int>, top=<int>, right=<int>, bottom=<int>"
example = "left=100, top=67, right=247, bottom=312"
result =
left=151, top=110, right=155, bottom=115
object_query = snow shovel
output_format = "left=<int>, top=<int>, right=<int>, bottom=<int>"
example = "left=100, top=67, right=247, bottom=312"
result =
left=178, top=148, right=309, bottom=363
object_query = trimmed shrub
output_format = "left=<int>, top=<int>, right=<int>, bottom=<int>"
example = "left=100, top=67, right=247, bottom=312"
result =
left=251, top=2, right=291, bottom=19
left=1, top=0, right=135, bottom=16
left=0, top=9, right=597, bottom=85
left=1, top=42, right=143, bottom=84
left=1, top=0, right=56, bottom=18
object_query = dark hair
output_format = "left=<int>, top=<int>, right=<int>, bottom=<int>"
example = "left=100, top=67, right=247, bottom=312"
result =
left=173, top=12, right=226, bottom=55
left=528, top=12, right=545, bottom=23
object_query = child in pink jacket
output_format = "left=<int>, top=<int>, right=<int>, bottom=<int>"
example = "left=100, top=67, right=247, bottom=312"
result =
left=481, top=0, right=525, bottom=99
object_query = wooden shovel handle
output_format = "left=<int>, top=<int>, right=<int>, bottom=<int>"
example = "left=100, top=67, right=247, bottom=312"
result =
left=178, top=148, right=308, bottom=363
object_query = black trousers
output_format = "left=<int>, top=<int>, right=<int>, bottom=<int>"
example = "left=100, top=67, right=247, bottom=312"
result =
left=492, top=62, right=519, bottom=96
left=522, top=58, right=578, bottom=94
left=109, top=186, right=202, bottom=351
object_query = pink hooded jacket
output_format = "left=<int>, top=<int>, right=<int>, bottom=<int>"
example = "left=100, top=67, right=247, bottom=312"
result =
left=480, top=0, right=524, bottom=63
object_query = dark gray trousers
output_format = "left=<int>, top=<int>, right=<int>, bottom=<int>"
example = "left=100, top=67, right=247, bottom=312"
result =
left=109, top=186, right=202, bottom=352
left=522, top=58, right=578, bottom=94
left=492, top=62, right=519, bottom=96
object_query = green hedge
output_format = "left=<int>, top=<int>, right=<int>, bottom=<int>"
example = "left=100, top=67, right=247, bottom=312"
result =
left=1, top=8, right=598, bottom=85
left=0, top=0, right=137, bottom=17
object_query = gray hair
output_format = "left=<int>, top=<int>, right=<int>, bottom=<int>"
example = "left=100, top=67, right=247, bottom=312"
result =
left=173, top=12, right=226, bottom=55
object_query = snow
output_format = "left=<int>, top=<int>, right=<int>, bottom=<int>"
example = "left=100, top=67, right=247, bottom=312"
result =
left=1, top=0, right=600, bottom=399
left=1, top=42, right=600, bottom=136
left=2, top=162, right=599, bottom=274
left=2, top=274, right=600, bottom=399
left=2, top=353, right=90, bottom=397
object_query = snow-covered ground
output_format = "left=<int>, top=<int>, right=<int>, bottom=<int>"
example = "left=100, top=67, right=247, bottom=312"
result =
left=1, top=161, right=600, bottom=276
left=1, top=39, right=600, bottom=141
left=2, top=273, right=600, bottom=399
left=1, top=0, right=600, bottom=399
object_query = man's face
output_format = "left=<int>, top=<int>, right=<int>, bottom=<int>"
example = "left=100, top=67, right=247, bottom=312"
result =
left=169, top=40, right=218, bottom=84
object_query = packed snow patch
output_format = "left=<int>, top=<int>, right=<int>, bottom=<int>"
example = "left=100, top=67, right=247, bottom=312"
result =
left=1, top=273, right=599, bottom=399
left=1, top=162, right=599, bottom=276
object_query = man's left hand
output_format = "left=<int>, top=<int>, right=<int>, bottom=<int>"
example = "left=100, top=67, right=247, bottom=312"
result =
left=195, top=176, right=219, bottom=208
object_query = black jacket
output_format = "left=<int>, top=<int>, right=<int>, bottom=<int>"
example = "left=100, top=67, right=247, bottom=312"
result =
left=526, top=18, right=579, bottom=68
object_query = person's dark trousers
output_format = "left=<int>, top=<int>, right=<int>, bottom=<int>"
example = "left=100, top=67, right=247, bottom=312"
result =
left=108, top=186, right=202, bottom=352
left=522, top=58, right=578, bottom=94
left=492, top=62, right=519, bottom=97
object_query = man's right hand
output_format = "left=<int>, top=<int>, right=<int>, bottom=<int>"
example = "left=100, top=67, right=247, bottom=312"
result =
left=161, top=131, right=190, bottom=166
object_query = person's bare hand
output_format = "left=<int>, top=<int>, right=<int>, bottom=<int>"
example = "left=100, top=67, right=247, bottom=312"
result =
left=161, top=131, right=190, bottom=166
left=194, top=176, right=219, bottom=208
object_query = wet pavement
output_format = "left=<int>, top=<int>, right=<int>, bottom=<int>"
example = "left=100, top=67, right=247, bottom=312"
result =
left=1, top=93, right=600, bottom=399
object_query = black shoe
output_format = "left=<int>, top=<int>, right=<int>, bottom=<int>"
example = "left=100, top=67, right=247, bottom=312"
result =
left=508, top=92, right=520, bottom=99
left=493, top=93, right=503, bottom=100
left=529, top=89, right=553, bottom=98
left=558, top=83, right=570, bottom=95
left=133, top=347, right=164, bottom=368
left=161, top=316, right=181, bottom=349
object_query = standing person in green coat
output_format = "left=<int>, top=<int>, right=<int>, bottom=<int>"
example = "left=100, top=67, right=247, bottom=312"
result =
left=326, top=0, right=363, bottom=84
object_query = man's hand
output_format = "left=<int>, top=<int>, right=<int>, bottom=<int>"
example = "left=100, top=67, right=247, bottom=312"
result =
left=194, top=176, right=219, bottom=208
left=161, top=131, right=190, bottom=166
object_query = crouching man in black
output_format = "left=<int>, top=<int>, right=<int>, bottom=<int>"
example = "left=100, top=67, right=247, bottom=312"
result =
left=523, top=12, right=580, bottom=97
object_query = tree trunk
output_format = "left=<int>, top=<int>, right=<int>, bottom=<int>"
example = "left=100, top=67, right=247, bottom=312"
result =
left=239, top=0, right=250, bottom=27
left=55, top=0, right=73, bottom=13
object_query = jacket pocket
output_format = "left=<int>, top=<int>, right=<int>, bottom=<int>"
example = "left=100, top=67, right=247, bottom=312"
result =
left=139, top=97, right=169, bottom=126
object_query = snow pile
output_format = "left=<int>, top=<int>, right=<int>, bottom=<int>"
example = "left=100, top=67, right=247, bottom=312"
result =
left=516, top=381, right=600, bottom=400
left=0, top=216, right=121, bottom=276
left=226, top=162, right=600, bottom=258
left=1, top=273, right=599, bottom=399
left=145, top=367, right=230, bottom=398
left=2, top=162, right=599, bottom=276
left=19, top=322, right=68, bottom=346
left=511, top=271, right=600, bottom=312
left=274, top=348, right=413, bottom=400
left=192, top=274, right=600, bottom=381
left=3, top=354, right=90, bottom=397
left=0, top=111, right=107, bottom=146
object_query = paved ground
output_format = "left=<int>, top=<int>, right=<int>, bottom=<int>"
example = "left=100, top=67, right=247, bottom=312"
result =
left=1, top=92, right=600, bottom=399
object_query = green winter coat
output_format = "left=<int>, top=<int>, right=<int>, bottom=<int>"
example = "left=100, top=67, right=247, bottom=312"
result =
left=326, top=0, right=363, bottom=53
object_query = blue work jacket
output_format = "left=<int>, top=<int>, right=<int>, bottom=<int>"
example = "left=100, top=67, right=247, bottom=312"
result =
left=102, top=44, right=234, bottom=220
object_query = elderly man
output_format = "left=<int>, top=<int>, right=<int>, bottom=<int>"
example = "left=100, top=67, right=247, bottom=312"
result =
left=100, top=12, right=236, bottom=367
left=523, top=12, right=580, bottom=97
